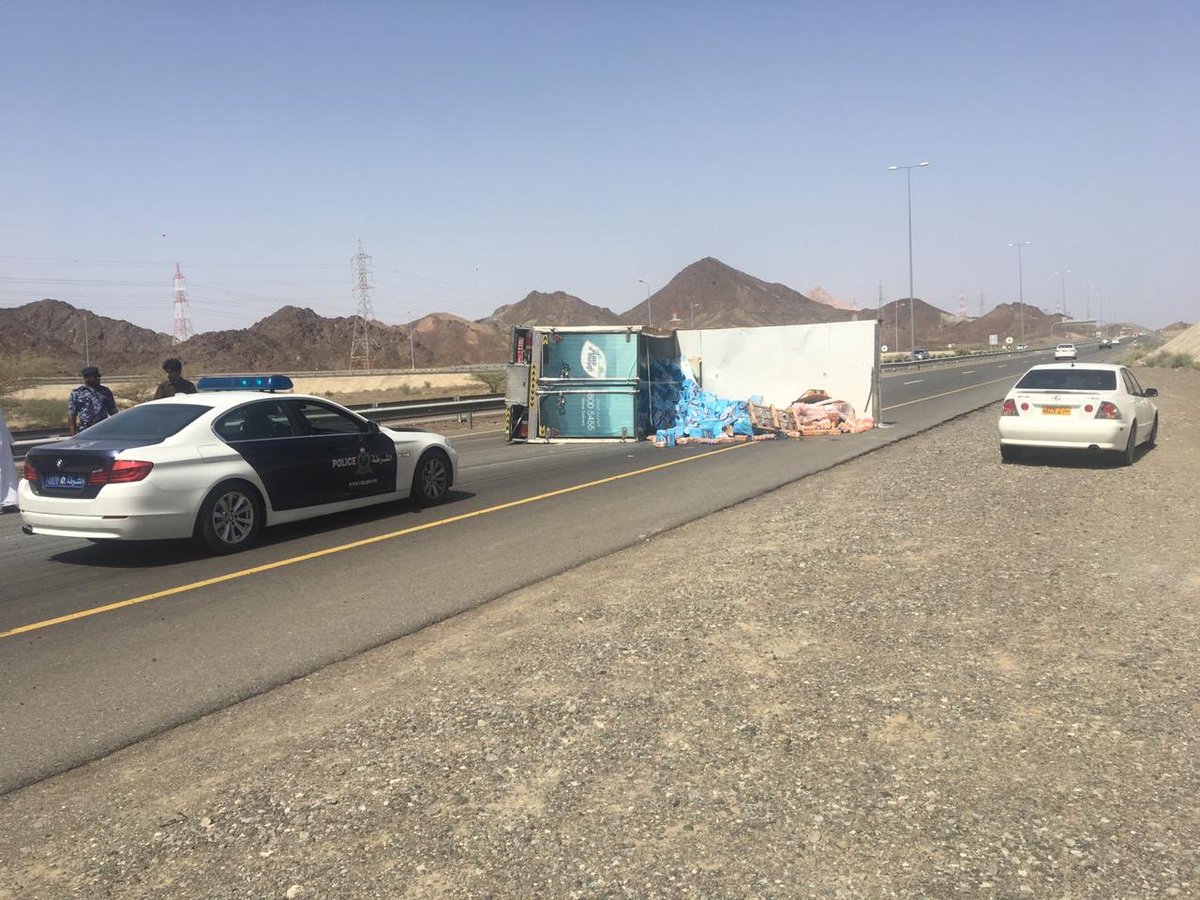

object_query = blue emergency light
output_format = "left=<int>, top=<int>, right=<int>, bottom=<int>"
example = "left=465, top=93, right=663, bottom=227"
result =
left=196, top=374, right=294, bottom=393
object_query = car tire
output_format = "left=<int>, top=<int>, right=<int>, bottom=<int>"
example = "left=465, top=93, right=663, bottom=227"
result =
left=1120, top=422, right=1137, bottom=467
left=195, top=480, right=264, bottom=554
left=1147, top=415, right=1158, bottom=449
left=411, top=449, right=451, bottom=507
left=1000, top=444, right=1022, bottom=463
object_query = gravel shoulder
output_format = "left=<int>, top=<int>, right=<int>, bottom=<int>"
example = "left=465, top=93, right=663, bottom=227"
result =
left=1, top=370, right=1198, bottom=899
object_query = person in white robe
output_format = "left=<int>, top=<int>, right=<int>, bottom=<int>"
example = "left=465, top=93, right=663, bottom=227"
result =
left=0, top=407, right=19, bottom=511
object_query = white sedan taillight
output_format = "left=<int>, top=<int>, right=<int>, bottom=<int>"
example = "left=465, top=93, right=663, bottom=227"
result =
left=1094, top=401, right=1121, bottom=420
left=1001, top=398, right=1018, bottom=416
left=87, top=460, right=155, bottom=485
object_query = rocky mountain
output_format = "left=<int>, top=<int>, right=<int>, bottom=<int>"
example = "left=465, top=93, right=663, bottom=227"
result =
left=806, top=285, right=859, bottom=311
left=0, top=298, right=173, bottom=375
left=484, top=291, right=621, bottom=328
left=623, top=257, right=866, bottom=329
left=4, top=256, right=992, bottom=376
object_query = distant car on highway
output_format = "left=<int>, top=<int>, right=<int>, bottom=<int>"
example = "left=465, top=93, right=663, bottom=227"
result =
left=19, top=376, right=458, bottom=554
left=1015, top=344, right=1029, bottom=352
left=911, top=348, right=930, bottom=361
left=1111, top=337, right=1121, bottom=345
left=1099, top=338, right=1112, bottom=349
left=998, top=363, right=1159, bottom=465
left=1053, top=343, right=1078, bottom=360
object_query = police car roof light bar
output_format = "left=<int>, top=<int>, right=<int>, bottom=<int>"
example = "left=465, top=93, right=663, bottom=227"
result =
left=196, top=375, right=294, bottom=393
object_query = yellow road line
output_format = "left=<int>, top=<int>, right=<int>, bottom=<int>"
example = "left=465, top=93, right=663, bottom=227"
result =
left=1, top=441, right=752, bottom=640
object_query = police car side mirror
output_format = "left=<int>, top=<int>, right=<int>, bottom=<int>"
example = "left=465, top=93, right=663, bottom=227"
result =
left=367, top=420, right=381, bottom=433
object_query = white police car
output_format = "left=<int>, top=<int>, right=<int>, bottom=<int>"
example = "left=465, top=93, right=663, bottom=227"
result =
left=19, top=376, right=458, bottom=553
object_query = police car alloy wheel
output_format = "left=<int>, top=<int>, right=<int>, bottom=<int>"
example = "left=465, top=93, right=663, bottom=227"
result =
left=412, top=449, right=451, bottom=506
left=196, top=480, right=264, bottom=553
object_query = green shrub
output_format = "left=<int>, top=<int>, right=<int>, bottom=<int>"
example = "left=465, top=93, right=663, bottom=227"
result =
left=3, top=398, right=67, bottom=430
left=0, top=352, right=58, bottom=397
left=1144, top=351, right=1195, bottom=369
left=476, top=369, right=507, bottom=392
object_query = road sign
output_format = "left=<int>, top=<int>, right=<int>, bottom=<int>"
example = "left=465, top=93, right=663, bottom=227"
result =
left=989, top=334, right=998, bottom=346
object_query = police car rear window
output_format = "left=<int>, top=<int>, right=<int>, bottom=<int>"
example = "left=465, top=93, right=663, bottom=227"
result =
left=79, top=404, right=211, bottom=440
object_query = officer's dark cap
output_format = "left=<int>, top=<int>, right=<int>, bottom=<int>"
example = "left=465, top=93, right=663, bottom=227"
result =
left=81, top=366, right=101, bottom=378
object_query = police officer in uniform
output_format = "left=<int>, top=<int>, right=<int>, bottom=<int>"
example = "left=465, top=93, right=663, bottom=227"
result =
left=67, top=366, right=118, bottom=436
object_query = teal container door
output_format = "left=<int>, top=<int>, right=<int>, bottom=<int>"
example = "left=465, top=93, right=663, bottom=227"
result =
left=541, top=332, right=640, bottom=381
left=537, top=390, right=639, bottom=438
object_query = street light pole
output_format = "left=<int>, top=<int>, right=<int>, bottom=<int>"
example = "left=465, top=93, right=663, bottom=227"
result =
left=407, top=310, right=416, bottom=370
left=1054, top=269, right=1070, bottom=317
left=689, top=301, right=698, bottom=329
left=637, top=279, right=653, bottom=327
left=888, top=161, right=930, bottom=352
left=1009, top=242, right=1030, bottom=344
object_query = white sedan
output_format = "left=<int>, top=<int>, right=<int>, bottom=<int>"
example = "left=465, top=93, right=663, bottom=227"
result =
left=998, top=363, right=1159, bottom=465
left=19, top=377, right=458, bottom=553
left=1053, top=343, right=1078, bottom=360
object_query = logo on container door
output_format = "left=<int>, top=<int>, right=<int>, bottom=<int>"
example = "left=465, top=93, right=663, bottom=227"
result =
left=580, top=341, right=607, bottom=379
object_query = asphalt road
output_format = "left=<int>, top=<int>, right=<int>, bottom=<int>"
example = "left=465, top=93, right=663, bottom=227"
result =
left=0, top=345, right=1116, bottom=793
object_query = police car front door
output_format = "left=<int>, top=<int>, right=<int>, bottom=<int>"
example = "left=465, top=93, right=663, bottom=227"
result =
left=287, top=399, right=398, bottom=505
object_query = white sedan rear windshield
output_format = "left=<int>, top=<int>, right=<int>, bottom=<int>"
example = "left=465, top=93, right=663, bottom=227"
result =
left=1016, top=369, right=1117, bottom=391
left=79, top=404, right=211, bottom=440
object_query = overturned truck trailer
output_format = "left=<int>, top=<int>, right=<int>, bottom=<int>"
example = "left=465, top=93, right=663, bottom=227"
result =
left=505, top=320, right=881, bottom=443
left=505, top=325, right=678, bottom=442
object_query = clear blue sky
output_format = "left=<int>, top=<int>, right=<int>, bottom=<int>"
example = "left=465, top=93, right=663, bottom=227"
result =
left=2, top=0, right=1196, bottom=334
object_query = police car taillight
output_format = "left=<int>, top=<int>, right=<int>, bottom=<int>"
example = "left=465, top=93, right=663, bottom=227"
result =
left=87, top=460, right=155, bottom=485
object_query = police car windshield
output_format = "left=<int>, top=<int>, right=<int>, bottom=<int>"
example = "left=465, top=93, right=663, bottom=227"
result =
left=78, top=404, right=211, bottom=440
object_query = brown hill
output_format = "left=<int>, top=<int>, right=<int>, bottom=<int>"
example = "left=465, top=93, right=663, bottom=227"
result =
left=483, top=291, right=621, bottom=327
left=411, top=313, right=507, bottom=367
left=875, top=297, right=964, bottom=351
left=176, top=307, right=507, bottom=372
left=624, top=257, right=858, bottom=328
left=1162, top=321, right=1193, bottom=335
left=0, top=298, right=173, bottom=375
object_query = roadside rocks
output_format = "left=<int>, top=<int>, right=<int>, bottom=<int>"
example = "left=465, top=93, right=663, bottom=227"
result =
left=1, top=369, right=1198, bottom=898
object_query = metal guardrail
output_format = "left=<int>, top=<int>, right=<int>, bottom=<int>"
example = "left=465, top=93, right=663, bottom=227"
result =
left=8, top=394, right=506, bottom=461
left=881, top=341, right=1104, bottom=371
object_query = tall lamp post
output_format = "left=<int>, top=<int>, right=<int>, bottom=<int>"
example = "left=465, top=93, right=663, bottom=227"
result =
left=888, top=160, right=930, bottom=351
left=406, top=309, right=416, bottom=370
left=1054, top=269, right=1070, bottom=318
left=637, top=279, right=653, bottom=327
left=689, top=301, right=699, bottom=329
left=1009, top=242, right=1030, bottom=344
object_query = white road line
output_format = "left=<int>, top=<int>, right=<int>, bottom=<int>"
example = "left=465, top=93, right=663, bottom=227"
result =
left=961, top=370, right=976, bottom=375
left=903, top=379, right=924, bottom=385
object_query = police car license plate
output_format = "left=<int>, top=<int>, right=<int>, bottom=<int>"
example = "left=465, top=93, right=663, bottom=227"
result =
left=44, top=474, right=86, bottom=489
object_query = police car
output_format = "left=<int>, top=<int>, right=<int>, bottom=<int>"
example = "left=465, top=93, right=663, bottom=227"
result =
left=19, top=376, right=458, bottom=554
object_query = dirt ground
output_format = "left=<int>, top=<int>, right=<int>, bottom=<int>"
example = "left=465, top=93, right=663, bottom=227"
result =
left=0, top=369, right=1197, bottom=898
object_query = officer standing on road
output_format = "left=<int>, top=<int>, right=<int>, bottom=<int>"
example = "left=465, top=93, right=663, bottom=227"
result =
left=153, top=358, right=197, bottom=399
left=67, top=366, right=118, bottom=436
